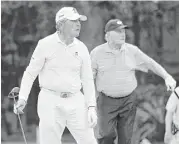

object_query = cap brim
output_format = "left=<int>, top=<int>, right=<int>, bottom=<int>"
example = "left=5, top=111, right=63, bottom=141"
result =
left=105, top=25, right=129, bottom=33
left=119, top=25, right=129, bottom=29
left=67, top=14, right=87, bottom=21
left=79, top=15, right=87, bottom=21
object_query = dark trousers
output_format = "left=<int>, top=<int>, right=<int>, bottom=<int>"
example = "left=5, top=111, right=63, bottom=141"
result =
left=96, top=91, right=137, bottom=144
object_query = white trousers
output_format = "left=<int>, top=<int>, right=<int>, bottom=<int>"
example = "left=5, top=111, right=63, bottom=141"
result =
left=37, top=89, right=97, bottom=144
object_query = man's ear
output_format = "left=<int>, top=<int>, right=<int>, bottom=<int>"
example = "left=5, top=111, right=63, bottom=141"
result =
left=56, top=24, right=60, bottom=31
left=105, top=33, right=109, bottom=41
left=56, top=22, right=63, bottom=32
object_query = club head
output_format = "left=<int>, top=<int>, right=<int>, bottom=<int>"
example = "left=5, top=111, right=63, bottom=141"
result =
left=8, top=87, right=20, bottom=98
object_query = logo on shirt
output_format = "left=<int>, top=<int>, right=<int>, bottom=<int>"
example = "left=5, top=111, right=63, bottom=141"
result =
left=31, top=57, right=35, bottom=60
left=75, top=52, right=78, bottom=56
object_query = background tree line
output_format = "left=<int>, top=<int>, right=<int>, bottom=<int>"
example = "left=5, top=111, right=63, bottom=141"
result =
left=1, top=1, right=179, bottom=143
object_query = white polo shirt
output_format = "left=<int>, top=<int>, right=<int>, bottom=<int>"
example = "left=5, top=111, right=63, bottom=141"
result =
left=18, top=32, right=96, bottom=107
left=166, top=87, right=179, bottom=128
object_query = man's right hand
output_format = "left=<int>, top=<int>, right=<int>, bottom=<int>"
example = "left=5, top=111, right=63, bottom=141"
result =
left=165, top=76, right=176, bottom=92
left=88, top=107, right=97, bottom=128
left=14, top=99, right=26, bottom=114
left=164, top=132, right=172, bottom=144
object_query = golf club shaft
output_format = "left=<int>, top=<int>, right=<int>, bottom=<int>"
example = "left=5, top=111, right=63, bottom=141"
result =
left=13, top=97, right=28, bottom=144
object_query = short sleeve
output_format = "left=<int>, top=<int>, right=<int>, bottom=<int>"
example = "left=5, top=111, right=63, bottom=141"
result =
left=90, top=49, right=98, bottom=79
left=133, top=46, right=151, bottom=72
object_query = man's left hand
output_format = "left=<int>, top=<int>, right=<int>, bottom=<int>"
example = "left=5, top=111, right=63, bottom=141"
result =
left=88, top=107, right=97, bottom=128
left=164, top=132, right=172, bottom=144
left=165, top=76, right=176, bottom=92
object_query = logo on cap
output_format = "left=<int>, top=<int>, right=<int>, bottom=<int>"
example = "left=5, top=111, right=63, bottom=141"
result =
left=72, top=8, right=78, bottom=14
left=117, top=21, right=122, bottom=25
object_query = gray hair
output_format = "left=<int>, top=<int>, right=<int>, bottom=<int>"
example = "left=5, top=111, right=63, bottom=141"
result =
left=105, top=32, right=110, bottom=42
left=56, top=18, right=68, bottom=32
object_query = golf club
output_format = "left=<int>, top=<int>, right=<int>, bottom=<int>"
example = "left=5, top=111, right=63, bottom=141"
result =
left=8, top=87, right=28, bottom=144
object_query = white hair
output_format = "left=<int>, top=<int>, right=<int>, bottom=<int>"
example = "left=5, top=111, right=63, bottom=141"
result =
left=56, top=18, right=68, bottom=32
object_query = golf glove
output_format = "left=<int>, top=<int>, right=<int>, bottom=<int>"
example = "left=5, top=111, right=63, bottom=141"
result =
left=165, top=76, right=176, bottom=92
left=14, top=99, right=26, bottom=114
left=88, top=107, right=97, bottom=128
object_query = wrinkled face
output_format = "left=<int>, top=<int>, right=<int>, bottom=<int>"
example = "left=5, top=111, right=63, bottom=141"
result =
left=63, top=19, right=81, bottom=37
left=107, top=28, right=126, bottom=45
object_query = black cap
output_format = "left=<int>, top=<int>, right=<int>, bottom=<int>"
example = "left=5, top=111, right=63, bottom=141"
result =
left=105, top=19, right=128, bottom=33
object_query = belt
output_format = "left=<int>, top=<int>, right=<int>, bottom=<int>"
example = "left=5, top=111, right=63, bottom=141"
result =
left=42, top=88, right=72, bottom=98
left=173, top=128, right=179, bottom=135
left=100, top=92, right=130, bottom=99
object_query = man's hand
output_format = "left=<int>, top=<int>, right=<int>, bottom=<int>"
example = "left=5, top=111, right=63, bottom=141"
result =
left=88, top=107, right=97, bottom=128
left=164, top=132, right=172, bottom=144
left=165, top=76, right=176, bottom=92
left=14, top=99, right=26, bottom=114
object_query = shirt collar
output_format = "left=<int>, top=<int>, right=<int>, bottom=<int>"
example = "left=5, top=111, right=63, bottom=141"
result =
left=105, top=42, right=126, bottom=53
left=55, top=32, right=78, bottom=47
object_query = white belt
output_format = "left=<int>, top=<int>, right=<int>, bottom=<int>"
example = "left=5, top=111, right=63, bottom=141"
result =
left=41, top=87, right=73, bottom=98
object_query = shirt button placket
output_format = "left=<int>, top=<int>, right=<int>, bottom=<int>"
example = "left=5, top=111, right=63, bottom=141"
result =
left=113, top=53, right=116, bottom=65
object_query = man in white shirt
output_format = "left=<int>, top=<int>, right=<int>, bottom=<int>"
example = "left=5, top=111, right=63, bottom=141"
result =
left=165, top=86, right=179, bottom=144
left=14, top=7, right=97, bottom=144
